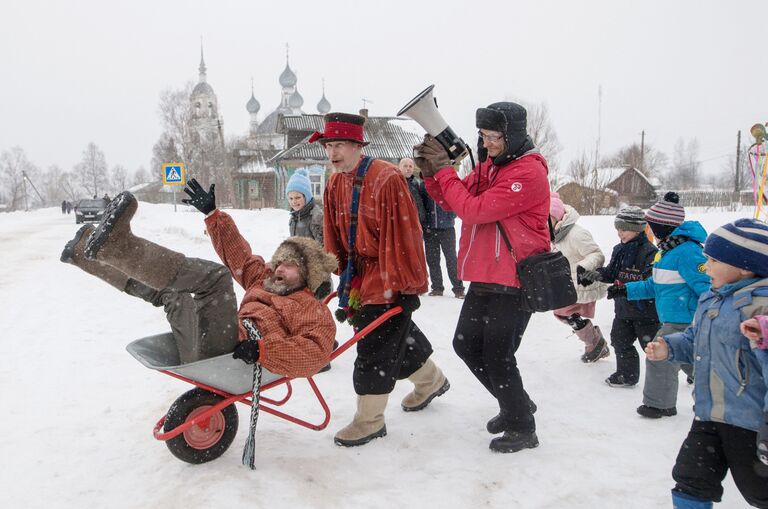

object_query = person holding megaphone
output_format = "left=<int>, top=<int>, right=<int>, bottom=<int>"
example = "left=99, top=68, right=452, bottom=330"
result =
left=413, top=101, right=551, bottom=454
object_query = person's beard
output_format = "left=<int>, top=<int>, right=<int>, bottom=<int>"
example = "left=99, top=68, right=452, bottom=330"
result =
left=263, top=275, right=305, bottom=296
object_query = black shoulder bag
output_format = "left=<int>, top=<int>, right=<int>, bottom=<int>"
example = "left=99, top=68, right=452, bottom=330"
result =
left=497, top=218, right=577, bottom=312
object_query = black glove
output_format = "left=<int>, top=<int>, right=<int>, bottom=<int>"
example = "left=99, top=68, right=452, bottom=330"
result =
left=606, top=284, right=627, bottom=300
left=577, top=265, right=603, bottom=287
left=413, top=135, right=451, bottom=178
left=758, top=417, right=768, bottom=466
left=182, top=178, right=216, bottom=215
left=397, top=294, right=421, bottom=314
left=233, top=339, right=260, bottom=364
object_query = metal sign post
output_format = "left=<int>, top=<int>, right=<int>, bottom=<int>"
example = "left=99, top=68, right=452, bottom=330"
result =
left=162, top=163, right=185, bottom=213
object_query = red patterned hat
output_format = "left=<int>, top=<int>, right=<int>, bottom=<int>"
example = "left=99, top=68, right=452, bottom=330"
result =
left=309, top=112, right=369, bottom=146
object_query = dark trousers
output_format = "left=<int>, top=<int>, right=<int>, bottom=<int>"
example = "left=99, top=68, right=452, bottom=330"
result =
left=452, top=286, right=534, bottom=432
left=609, top=317, right=660, bottom=384
left=424, top=228, right=463, bottom=293
left=352, top=304, right=433, bottom=395
left=673, top=420, right=768, bottom=507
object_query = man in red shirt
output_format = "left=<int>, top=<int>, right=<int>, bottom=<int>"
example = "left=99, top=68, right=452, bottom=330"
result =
left=315, top=112, right=450, bottom=447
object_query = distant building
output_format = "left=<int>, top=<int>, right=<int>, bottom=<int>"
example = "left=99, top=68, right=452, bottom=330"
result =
left=230, top=51, right=423, bottom=209
left=555, top=166, right=661, bottom=214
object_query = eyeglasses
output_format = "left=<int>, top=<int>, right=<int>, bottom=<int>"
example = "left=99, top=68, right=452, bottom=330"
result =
left=478, top=131, right=504, bottom=142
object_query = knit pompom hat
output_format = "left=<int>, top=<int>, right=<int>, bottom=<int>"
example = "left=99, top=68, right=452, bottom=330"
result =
left=286, top=169, right=313, bottom=204
left=703, top=218, right=768, bottom=277
left=615, top=206, right=647, bottom=232
left=646, top=192, right=685, bottom=239
left=549, top=192, right=566, bottom=221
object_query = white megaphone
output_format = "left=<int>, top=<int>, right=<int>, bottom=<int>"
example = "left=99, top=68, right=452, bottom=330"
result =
left=397, top=84, right=469, bottom=163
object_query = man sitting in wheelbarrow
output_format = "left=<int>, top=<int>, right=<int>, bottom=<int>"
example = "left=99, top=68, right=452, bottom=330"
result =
left=60, top=183, right=338, bottom=379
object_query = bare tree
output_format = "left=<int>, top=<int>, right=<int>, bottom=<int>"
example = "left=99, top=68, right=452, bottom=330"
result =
left=567, top=151, right=594, bottom=187
left=58, top=171, right=80, bottom=201
left=110, top=164, right=129, bottom=194
left=602, top=143, right=668, bottom=178
left=132, top=166, right=150, bottom=186
left=522, top=101, right=562, bottom=178
left=75, top=142, right=108, bottom=197
left=561, top=151, right=618, bottom=214
left=0, top=146, right=39, bottom=211
left=668, top=137, right=700, bottom=189
left=42, top=164, right=67, bottom=205
left=153, top=83, right=227, bottom=196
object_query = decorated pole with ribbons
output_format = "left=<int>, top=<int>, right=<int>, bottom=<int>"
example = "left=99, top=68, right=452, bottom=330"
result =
left=747, top=123, right=768, bottom=220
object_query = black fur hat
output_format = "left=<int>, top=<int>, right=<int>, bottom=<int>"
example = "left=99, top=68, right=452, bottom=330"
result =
left=475, top=102, right=534, bottom=165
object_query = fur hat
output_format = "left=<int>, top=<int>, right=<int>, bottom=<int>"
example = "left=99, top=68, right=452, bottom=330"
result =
left=308, top=112, right=369, bottom=146
left=286, top=169, right=313, bottom=204
left=475, top=101, right=534, bottom=166
left=550, top=192, right=566, bottom=221
left=270, top=237, right=338, bottom=293
left=615, top=206, right=647, bottom=232
left=703, top=218, right=768, bottom=277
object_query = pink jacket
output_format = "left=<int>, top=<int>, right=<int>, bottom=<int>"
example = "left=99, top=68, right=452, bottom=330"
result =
left=424, top=153, right=550, bottom=287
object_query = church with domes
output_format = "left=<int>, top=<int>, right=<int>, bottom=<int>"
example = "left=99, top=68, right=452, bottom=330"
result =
left=178, top=45, right=424, bottom=210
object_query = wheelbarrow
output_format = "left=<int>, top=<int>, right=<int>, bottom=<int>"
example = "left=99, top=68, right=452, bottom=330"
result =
left=126, top=293, right=402, bottom=464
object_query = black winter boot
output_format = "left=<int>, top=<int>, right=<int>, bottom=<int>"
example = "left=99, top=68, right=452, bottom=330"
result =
left=487, top=400, right=538, bottom=434
left=605, top=372, right=637, bottom=388
left=489, top=430, right=539, bottom=453
left=636, top=405, right=677, bottom=419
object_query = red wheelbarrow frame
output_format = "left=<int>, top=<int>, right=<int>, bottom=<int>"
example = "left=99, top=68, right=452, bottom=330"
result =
left=152, top=292, right=402, bottom=442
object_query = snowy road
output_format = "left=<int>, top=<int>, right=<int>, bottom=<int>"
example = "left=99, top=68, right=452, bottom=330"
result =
left=0, top=205, right=749, bottom=508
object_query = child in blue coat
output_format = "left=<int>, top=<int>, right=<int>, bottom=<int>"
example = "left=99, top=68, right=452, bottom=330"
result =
left=611, top=192, right=710, bottom=418
left=645, top=218, right=768, bottom=509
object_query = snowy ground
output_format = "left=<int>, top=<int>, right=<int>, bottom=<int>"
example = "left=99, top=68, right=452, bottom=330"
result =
left=0, top=203, right=753, bottom=508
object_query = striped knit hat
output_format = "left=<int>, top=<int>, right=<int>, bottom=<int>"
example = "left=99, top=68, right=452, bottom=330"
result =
left=615, top=206, right=647, bottom=232
left=646, top=192, right=685, bottom=226
left=646, top=192, right=685, bottom=239
left=703, top=218, right=768, bottom=277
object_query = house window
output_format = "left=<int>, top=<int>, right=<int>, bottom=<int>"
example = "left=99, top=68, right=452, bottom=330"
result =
left=248, top=180, right=260, bottom=198
left=310, top=174, right=322, bottom=198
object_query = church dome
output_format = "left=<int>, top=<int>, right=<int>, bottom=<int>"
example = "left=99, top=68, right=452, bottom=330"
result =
left=192, top=81, right=215, bottom=97
left=279, top=63, right=297, bottom=87
left=246, top=93, right=261, bottom=114
left=288, top=88, right=304, bottom=109
left=317, top=93, right=331, bottom=114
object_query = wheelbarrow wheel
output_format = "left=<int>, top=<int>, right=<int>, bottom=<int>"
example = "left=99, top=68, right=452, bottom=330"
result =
left=163, top=388, right=239, bottom=464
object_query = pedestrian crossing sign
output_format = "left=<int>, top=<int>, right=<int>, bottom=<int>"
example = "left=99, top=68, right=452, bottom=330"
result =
left=162, top=163, right=185, bottom=185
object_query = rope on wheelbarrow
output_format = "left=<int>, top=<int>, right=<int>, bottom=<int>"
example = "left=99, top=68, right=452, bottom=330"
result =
left=241, top=319, right=263, bottom=470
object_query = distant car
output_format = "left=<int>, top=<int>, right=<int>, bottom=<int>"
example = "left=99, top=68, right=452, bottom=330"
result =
left=74, top=198, right=107, bottom=224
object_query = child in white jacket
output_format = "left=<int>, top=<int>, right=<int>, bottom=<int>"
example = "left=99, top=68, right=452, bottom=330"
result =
left=549, top=193, right=609, bottom=362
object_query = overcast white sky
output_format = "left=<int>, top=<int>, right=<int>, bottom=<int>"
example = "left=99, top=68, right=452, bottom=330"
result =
left=3, top=0, right=765, bottom=181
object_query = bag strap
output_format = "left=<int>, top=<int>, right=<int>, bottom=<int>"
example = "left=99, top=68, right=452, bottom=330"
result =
left=496, top=216, right=554, bottom=264
left=338, top=156, right=373, bottom=310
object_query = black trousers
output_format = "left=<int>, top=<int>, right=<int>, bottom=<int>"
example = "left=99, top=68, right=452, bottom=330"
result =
left=424, top=228, right=463, bottom=293
left=452, top=286, right=534, bottom=433
left=673, top=420, right=768, bottom=507
left=352, top=304, right=433, bottom=395
left=608, top=317, right=660, bottom=384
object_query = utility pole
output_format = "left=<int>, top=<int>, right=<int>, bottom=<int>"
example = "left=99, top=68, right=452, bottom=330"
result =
left=640, top=130, right=645, bottom=173
left=22, top=174, right=28, bottom=211
left=592, top=85, right=602, bottom=214
left=735, top=130, right=742, bottom=194
left=21, top=170, right=45, bottom=206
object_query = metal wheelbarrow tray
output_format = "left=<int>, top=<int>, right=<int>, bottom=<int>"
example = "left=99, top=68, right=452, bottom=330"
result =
left=126, top=297, right=401, bottom=464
